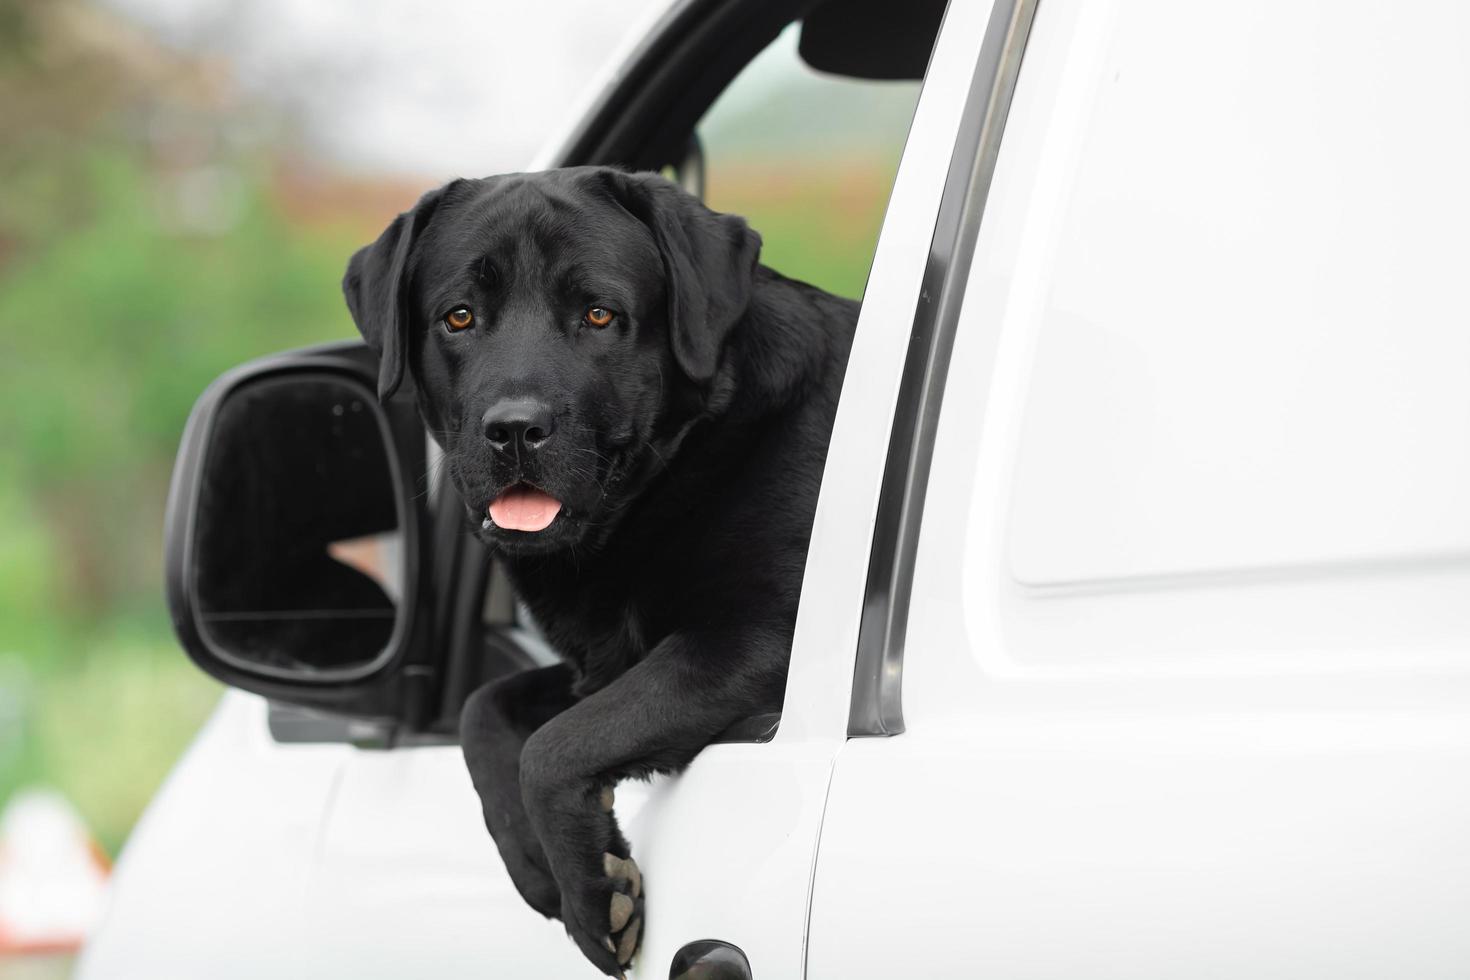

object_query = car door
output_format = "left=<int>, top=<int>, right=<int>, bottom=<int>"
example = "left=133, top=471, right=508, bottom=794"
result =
left=807, top=0, right=1470, bottom=976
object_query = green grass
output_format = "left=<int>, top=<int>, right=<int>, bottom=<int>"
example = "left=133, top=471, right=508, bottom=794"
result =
left=0, top=145, right=362, bottom=853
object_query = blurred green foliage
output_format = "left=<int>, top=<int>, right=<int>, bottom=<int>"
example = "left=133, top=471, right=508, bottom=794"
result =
left=1, top=150, right=361, bottom=610
left=0, top=145, right=366, bottom=850
left=712, top=166, right=896, bottom=302
left=0, top=0, right=371, bottom=851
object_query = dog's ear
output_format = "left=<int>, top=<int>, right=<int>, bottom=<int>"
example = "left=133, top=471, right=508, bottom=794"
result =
left=605, top=171, right=762, bottom=384
left=342, top=185, right=449, bottom=402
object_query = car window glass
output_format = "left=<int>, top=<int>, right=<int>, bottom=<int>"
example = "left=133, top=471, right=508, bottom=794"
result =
left=696, top=24, right=921, bottom=300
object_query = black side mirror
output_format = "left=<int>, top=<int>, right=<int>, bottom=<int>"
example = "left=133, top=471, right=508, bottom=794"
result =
left=165, top=341, right=431, bottom=724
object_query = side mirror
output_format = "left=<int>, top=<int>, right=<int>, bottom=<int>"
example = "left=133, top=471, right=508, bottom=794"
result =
left=165, top=342, right=431, bottom=723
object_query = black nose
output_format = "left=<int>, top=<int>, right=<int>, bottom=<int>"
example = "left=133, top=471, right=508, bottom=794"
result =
left=481, top=397, right=555, bottom=454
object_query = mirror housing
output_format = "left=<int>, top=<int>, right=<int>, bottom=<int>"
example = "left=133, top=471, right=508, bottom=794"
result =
left=799, top=0, right=947, bottom=81
left=164, top=341, right=434, bottom=727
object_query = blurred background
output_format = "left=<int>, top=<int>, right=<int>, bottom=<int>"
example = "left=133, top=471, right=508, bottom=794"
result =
left=0, top=0, right=916, bottom=972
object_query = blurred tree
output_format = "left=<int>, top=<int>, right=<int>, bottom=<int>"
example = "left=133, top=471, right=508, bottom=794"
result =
left=0, top=0, right=372, bottom=851
left=0, top=0, right=361, bottom=624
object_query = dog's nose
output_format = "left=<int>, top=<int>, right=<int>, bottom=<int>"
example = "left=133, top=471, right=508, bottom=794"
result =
left=482, top=397, right=555, bottom=454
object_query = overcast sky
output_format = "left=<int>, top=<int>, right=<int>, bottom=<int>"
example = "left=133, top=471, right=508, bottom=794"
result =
left=99, top=0, right=673, bottom=179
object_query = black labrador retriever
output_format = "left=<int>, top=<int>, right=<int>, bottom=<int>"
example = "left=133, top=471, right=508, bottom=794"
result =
left=343, top=167, right=857, bottom=976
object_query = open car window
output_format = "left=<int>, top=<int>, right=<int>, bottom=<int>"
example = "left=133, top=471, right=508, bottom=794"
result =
left=455, top=2, right=944, bottom=734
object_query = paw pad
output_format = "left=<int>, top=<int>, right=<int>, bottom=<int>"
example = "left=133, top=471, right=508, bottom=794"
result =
left=603, top=852, right=642, bottom=899
left=609, top=891, right=633, bottom=932
left=615, top=916, right=641, bottom=965
left=601, top=852, right=644, bottom=967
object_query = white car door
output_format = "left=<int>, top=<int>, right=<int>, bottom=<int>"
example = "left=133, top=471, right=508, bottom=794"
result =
left=809, top=0, right=1470, bottom=976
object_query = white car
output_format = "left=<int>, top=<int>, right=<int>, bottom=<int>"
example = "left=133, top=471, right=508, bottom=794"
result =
left=81, top=0, right=1470, bottom=977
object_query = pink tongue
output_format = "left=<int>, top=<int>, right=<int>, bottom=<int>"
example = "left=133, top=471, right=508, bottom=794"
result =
left=488, top=486, right=562, bottom=532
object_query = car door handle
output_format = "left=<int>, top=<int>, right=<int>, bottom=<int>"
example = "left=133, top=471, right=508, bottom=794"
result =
left=670, top=939, right=754, bottom=979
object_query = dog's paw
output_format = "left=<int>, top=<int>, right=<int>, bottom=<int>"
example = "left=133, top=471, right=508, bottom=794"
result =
left=604, top=853, right=644, bottom=965
left=560, top=850, right=645, bottom=977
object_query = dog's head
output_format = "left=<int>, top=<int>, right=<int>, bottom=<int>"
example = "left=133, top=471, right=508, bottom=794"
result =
left=343, top=167, right=761, bottom=557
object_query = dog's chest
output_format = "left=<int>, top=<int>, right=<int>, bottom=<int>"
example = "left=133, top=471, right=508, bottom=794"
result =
left=511, top=564, right=653, bottom=695
left=504, top=444, right=763, bottom=692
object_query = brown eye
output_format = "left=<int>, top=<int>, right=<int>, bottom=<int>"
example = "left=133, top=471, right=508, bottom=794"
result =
left=584, top=306, right=615, bottom=328
left=444, top=307, right=474, bottom=332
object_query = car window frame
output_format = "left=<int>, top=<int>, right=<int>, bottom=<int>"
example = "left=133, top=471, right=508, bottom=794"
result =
left=846, top=0, right=1042, bottom=737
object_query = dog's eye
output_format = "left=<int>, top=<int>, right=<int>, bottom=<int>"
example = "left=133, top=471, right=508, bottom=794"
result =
left=444, top=307, right=474, bottom=332
left=584, top=307, right=615, bottom=328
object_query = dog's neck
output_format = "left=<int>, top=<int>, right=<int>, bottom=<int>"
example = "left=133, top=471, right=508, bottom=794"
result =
left=707, top=265, right=858, bottom=421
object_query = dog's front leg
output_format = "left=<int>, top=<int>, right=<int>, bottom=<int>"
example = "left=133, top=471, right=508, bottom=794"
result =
left=519, top=629, right=786, bottom=976
left=461, top=663, right=581, bottom=919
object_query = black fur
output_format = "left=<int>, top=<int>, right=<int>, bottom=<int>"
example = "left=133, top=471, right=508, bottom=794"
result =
left=343, top=167, right=856, bottom=976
